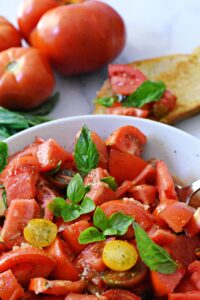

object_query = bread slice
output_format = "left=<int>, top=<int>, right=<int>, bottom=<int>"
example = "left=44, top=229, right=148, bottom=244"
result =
left=94, top=49, right=200, bottom=124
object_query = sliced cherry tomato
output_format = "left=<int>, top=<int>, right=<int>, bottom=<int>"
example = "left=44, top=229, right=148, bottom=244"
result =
left=102, top=240, right=138, bottom=272
left=29, top=278, right=85, bottom=295
left=168, top=291, right=200, bottom=300
left=1, top=199, right=40, bottom=248
left=106, top=105, right=149, bottom=118
left=0, top=16, right=21, bottom=51
left=109, top=64, right=147, bottom=95
left=24, top=218, right=57, bottom=247
left=106, top=125, right=147, bottom=156
left=102, top=261, right=148, bottom=288
left=152, top=90, right=177, bottom=119
left=0, top=269, right=25, bottom=300
left=46, top=237, right=80, bottom=281
left=101, top=289, right=141, bottom=300
left=129, top=184, right=157, bottom=206
left=109, top=149, right=148, bottom=184
left=91, top=131, right=108, bottom=169
left=65, top=294, right=98, bottom=300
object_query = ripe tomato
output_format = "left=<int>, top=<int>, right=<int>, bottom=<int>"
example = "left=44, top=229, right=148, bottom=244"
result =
left=0, top=17, right=21, bottom=52
left=0, top=47, right=55, bottom=110
left=18, top=0, right=126, bottom=75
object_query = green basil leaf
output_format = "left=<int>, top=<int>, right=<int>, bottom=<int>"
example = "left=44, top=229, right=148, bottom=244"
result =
left=93, top=207, right=108, bottom=231
left=94, top=97, right=117, bottom=108
left=61, top=205, right=81, bottom=222
left=2, top=189, right=7, bottom=208
left=24, top=115, right=51, bottom=126
left=46, top=161, right=62, bottom=176
left=84, top=184, right=91, bottom=193
left=78, top=227, right=105, bottom=244
left=0, top=126, right=11, bottom=140
left=48, top=197, right=67, bottom=217
left=0, top=141, right=8, bottom=173
left=80, top=197, right=95, bottom=214
left=123, top=81, right=166, bottom=108
left=133, top=222, right=178, bottom=274
left=103, top=228, right=118, bottom=236
left=108, top=212, right=133, bottom=235
left=74, top=125, right=99, bottom=177
left=101, top=176, right=118, bottom=191
left=0, top=107, right=29, bottom=129
left=67, top=173, right=85, bottom=203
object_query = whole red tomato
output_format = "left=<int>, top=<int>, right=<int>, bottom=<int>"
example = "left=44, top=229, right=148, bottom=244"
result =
left=17, top=0, right=126, bottom=76
left=0, top=47, right=55, bottom=110
left=0, top=17, right=21, bottom=52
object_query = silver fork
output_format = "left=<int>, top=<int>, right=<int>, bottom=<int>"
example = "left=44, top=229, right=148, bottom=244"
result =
left=175, top=179, right=200, bottom=205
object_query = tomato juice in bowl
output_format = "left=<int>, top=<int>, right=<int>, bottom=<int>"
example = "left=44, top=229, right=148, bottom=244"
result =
left=1, top=115, right=200, bottom=300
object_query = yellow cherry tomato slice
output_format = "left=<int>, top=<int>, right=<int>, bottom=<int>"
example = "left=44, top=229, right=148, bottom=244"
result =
left=102, top=240, right=138, bottom=271
left=24, top=218, right=57, bottom=248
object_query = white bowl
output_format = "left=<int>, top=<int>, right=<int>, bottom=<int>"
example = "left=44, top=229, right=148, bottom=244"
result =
left=5, top=115, right=200, bottom=184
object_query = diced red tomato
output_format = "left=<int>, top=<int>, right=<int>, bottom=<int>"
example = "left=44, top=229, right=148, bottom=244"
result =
left=132, top=163, right=156, bottom=186
left=0, top=269, right=25, bottom=300
left=29, top=278, right=85, bottom=295
left=153, top=199, right=177, bottom=227
left=175, top=276, right=197, bottom=293
left=151, top=267, right=185, bottom=297
left=148, top=225, right=176, bottom=246
left=108, top=64, right=147, bottom=95
left=46, top=237, right=80, bottom=281
left=106, top=125, right=147, bottom=156
left=129, top=184, right=157, bottom=206
left=159, top=202, right=194, bottom=233
left=152, top=90, right=177, bottom=119
left=101, top=289, right=141, bottom=300
left=184, top=208, right=200, bottom=237
left=21, top=291, right=42, bottom=299
left=1, top=156, right=40, bottom=205
left=62, top=220, right=91, bottom=254
left=1, top=199, right=40, bottom=248
left=36, top=139, right=72, bottom=172
left=188, top=261, right=200, bottom=290
left=91, top=131, right=108, bottom=169
left=106, top=105, right=149, bottom=118
left=84, top=168, right=109, bottom=186
left=109, top=149, right=148, bottom=184
left=168, top=291, right=200, bottom=300
left=115, top=180, right=132, bottom=198
left=65, top=294, right=98, bottom=300
left=100, top=199, right=154, bottom=230
left=156, top=160, right=177, bottom=202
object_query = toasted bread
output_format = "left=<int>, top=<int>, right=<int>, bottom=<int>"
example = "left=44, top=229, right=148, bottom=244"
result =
left=94, top=49, right=200, bottom=124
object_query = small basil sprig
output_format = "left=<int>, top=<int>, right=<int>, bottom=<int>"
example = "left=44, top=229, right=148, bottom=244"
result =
left=94, top=96, right=117, bottom=108
left=74, top=125, right=99, bottom=177
left=0, top=141, right=8, bottom=173
left=46, top=160, right=62, bottom=176
left=122, top=80, right=166, bottom=108
left=133, top=222, right=178, bottom=274
left=101, top=176, right=117, bottom=191
left=78, top=207, right=133, bottom=244
left=49, top=173, right=95, bottom=222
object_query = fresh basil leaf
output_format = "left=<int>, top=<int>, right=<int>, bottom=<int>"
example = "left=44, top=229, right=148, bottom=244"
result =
left=0, top=107, right=29, bottom=129
left=78, top=227, right=105, bottom=244
left=108, top=212, right=133, bottom=235
left=0, top=126, right=11, bottom=140
left=133, top=222, right=178, bottom=274
left=46, top=161, right=62, bottom=176
left=61, top=205, right=81, bottom=222
left=48, top=197, right=67, bottom=217
left=84, top=184, right=91, bottom=193
left=94, top=96, right=117, bottom=108
left=74, top=125, right=99, bottom=177
left=2, top=189, right=7, bottom=208
left=101, top=176, right=118, bottom=191
left=93, top=207, right=108, bottom=231
left=25, top=115, right=51, bottom=126
left=67, top=173, right=85, bottom=203
left=103, top=228, right=118, bottom=236
left=80, top=197, right=95, bottom=214
left=123, top=81, right=166, bottom=108
left=0, top=141, right=8, bottom=173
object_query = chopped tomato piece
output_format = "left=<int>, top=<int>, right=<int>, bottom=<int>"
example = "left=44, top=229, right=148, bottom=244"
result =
left=62, top=220, right=91, bottom=254
left=106, top=106, right=149, bottom=118
left=148, top=225, right=176, bottom=246
left=115, top=181, right=132, bottom=198
left=106, top=125, right=147, bottom=156
left=152, top=90, right=177, bottom=119
left=1, top=199, right=40, bottom=248
left=184, top=208, right=200, bottom=237
left=168, top=291, right=200, bottom=300
left=151, top=267, right=185, bottom=297
left=153, top=199, right=177, bottom=227
left=160, top=202, right=194, bottom=233
left=176, top=276, right=197, bottom=293
left=100, top=199, right=154, bottom=230
left=1, top=156, right=40, bottom=205
left=188, top=261, right=200, bottom=290
left=0, top=269, right=24, bottom=300
left=109, top=149, right=148, bottom=184
left=91, top=131, right=108, bottom=169
left=46, top=237, right=80, bottom=281
left=65, top=294, right=98, bottom=300
left=84, top=167, right=109, bottom=185
left=109, top=64, right=147, bottom=95
left=29, top=278, right=85, bottom=295
left=36, top=139, right=72, bottom=172
left=156, top=160, right=177, bottom=202
left=129, top=184, right=157, bottom=206
left=102, top=289, right=141, bottom=300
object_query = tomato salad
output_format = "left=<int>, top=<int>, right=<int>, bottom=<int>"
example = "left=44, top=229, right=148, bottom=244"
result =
left=0, top=125, right=199, bottom=300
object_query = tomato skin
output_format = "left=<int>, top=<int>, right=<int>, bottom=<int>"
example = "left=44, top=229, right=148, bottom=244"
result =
left=129, top=184, right=157, bottom=206
left=152, top=90, right=177, bottom=119
left=168, top=291, right=200, bottom=300
left=102, top=289, right=141, bottom=300
left=148, top=225, right=176, bottom=247
left=184, top=207, right=200, bottom=237
left=65, top=294, right=98, bottom=300
left=0, top=269, right=25, bottom=300
left=29, top=1, right=126, bottom=75
left=106, top=105, right=149, bottom=118
left=0, top=17, right=21, bottom=52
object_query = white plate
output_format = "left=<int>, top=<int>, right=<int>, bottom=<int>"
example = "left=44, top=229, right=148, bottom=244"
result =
left=5, top=115, right=200, bottom=184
